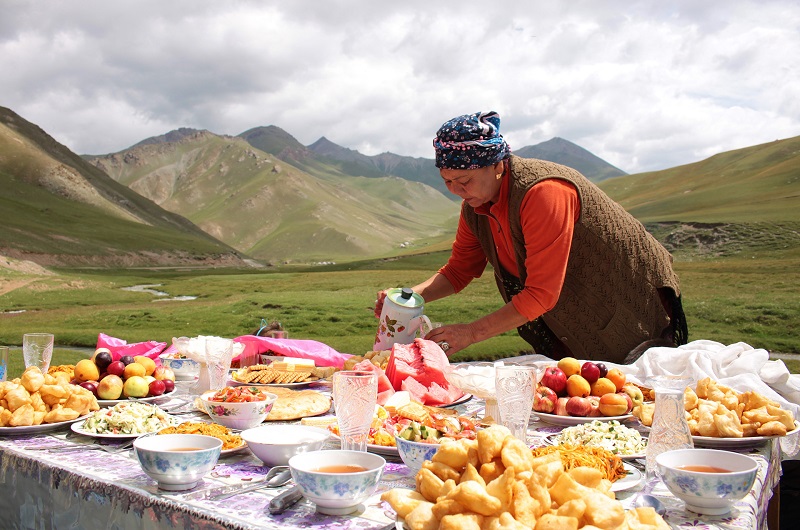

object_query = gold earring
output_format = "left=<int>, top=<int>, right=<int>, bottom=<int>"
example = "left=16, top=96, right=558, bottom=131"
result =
left=496, top=173, right=502, bottom=180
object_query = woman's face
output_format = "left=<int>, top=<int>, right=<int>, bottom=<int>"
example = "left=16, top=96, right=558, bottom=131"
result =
left=440, top=162, right=504, bottom=207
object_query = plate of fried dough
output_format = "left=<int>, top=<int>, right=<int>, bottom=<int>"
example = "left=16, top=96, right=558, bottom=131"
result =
left=634, top=377, right=798, bottom=448
left=0, top=366, right=100, bottom=435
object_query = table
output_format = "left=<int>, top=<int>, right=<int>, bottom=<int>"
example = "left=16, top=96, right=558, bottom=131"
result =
left=0, top=380, right=794, bottom=529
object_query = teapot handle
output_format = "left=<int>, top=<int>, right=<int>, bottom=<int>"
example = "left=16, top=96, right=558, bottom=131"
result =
left=414, top=315, right=433, bottom=338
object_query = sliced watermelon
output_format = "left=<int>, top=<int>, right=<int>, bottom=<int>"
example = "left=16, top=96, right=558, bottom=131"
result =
left=352, top=359, right=394, bottom=394
left=400, top=376, right=428, bottom=404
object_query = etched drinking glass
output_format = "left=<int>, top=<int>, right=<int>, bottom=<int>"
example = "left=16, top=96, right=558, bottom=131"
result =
left=0, top=346, right=9, bottom=382
left=23, top=333, right=54, bottom=373
left=204, top=336, right=234, bottom=391
left=495, top=365, right=538, bottom=441
left=333, top=370, right=378, bottom=452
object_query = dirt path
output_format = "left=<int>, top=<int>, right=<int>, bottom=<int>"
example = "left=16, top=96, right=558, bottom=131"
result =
left=0, top=278, right=37, bottom=297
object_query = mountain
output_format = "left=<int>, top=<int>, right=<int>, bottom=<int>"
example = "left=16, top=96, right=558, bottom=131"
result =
left=87, top=130, right=460, bottom=264
left=0, top=107, right=248, bottom=268
left=514, top=137, right=626, bottom=181
left=242, top=128, right=623, bottom=194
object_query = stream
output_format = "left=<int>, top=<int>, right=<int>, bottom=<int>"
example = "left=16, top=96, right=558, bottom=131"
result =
left=120, top=284, right=197, bottom=302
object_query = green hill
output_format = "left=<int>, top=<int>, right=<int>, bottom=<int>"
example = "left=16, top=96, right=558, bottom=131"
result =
left=0, top=107, right=246, bottom=268
left=600, top=136, right=800, bottom=259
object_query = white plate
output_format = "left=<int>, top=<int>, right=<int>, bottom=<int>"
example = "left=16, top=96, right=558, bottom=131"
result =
left=70, top=419, right=156, bottom=439
left=0, top=414, right=91, bottom=436
left=136, top=431, right=248, bottom=455
left=690, top=421, right=800, bottom=448
left=96, top=389, right=177, bottom=407
left=535, top=412, right=634, bottom=426
left=612, top=463, right=642, bottom=492
left=638, top=421, right=799, bottom=448
left=229, top=377, right=321, bottom=389
left=543, top=432, right=647, bottom=460
left=329, top=434, right=399, bottom=456
left=439, top=393, right=473, bottom=408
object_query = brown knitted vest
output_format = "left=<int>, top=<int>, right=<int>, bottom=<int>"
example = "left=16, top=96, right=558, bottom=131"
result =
left=463, top=156, right=681, bottom=363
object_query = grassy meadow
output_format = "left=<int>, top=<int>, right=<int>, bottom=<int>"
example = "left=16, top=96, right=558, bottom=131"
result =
left=2, top=247, right=799, bottom=380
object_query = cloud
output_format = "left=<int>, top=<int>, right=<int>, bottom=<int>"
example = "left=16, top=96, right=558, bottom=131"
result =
left=1, top=0, right=798, bottom=172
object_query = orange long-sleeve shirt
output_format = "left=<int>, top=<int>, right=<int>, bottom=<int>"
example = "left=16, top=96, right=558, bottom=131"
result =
left=438, top=176, right=580, bottom=322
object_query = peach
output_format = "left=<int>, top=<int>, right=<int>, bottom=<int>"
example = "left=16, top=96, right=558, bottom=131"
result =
left=606, top=368, right=627, bottom=392
left=557, top=357, right=582, bottom=377
left=566, top=374, right=591, bottom=398
left=598, top=392, right=630, bottom=416
left=590, top=377, right=617, bottom=397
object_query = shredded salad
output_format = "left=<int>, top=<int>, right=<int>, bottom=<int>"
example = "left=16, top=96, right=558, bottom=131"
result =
left=552, top=420, right=647, bottom=456
left=81, top=402, right=178, bottom=435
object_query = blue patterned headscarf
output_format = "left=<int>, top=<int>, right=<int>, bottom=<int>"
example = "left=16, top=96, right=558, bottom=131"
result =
left=433, top=111, right=511, bottom=169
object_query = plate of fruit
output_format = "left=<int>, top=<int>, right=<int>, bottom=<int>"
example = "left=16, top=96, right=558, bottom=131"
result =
left=70, top=348, right=177, bottom=406
left=533, top=357, right=643, bottom=426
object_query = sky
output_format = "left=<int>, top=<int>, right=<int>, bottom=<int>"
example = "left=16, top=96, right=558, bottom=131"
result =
left=2, top=1, right=799, bottom=174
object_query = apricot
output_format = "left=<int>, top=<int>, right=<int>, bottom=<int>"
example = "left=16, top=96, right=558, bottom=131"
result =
left=590, top=377, right=617, bottom=397
left=123, top=362, right=146, bottom=379
left=73, top=359, right=100, bottom=383
left=566, top=374, right=591, bottom=398
left=557, top=357, right=582, bottom=377
left=606, top=368, right=627, bottom=392
left=598, top=392, right=630, bottom=416
left=133, top=355, right=157, bottom=376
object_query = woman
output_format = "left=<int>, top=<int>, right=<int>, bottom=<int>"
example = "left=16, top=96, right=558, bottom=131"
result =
left=375, top=111, right=687, bottom=364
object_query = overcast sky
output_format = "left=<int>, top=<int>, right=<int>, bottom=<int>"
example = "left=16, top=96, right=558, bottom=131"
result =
left=2, top=1, right=798, bottom=173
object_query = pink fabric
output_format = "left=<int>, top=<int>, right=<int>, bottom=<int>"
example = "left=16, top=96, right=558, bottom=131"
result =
left=233, top=335, right=352, bottom=368
left=96, top=333, right=168, bottom=364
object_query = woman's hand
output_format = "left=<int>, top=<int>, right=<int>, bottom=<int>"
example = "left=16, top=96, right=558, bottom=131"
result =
left=423, top=323, right=477, bottom=356
left=373, top=290, right=388, bottom=319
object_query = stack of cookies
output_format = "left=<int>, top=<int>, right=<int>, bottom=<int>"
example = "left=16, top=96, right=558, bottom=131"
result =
left=232, top=364, right=315, bottom=385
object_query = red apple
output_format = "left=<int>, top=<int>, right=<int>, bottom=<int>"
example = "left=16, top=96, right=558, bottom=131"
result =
left=565, top=396, right=593, bottom=417
left=148, top=379, right=166, bottom=397
left=162, top=379, right=175, bottom=393
left=554, top=397, right=569, bottom=416
left=587, top=395, right=603, bottom=417
left=533, top=384, right=559, bottom=413
left=540, top=367, right=568, bottom=395
left=580, top=362, right=601, bottom=384
left=106, top=361, right=125, bottom=377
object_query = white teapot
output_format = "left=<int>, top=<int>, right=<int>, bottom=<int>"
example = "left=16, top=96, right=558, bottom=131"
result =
left=374, top=288, right=432, bottom=351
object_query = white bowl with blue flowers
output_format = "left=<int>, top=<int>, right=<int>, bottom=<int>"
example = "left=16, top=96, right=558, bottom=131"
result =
left=134, top=433, right=222, bottom=491
left=159, top=353, right=200, bottom=380
left=394, top=435, right=440, bottom=473
left=656, top=448, right=758, bottom=515
left=289, top=450, right=385, bottom=515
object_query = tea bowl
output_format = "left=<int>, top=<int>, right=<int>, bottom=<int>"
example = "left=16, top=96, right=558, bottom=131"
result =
left=133, top=433, right=222, bottom=491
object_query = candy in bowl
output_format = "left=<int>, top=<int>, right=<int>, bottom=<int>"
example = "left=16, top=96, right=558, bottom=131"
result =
left=158, top=352, right=200, bottom=380
left=446, top=362, right=500, bottom=419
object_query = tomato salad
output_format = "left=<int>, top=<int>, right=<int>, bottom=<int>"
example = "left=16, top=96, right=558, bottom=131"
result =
left=207, top=386, right=270, bottom=403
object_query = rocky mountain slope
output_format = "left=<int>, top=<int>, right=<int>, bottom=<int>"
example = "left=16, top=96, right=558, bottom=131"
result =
left=0, top=107, right=248, bottom=268
left=88, top=130, right=459, bottom=264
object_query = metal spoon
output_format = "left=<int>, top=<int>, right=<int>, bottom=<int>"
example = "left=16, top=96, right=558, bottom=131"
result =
left=634, top=494, right=666, bottom=517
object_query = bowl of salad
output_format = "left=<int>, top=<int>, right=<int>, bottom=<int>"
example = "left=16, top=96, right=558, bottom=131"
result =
left=394, top=435, right=440, bottom=473
left=548, top=419, right=648, bottom=459
left=200, top=387, right=278, bottom=430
